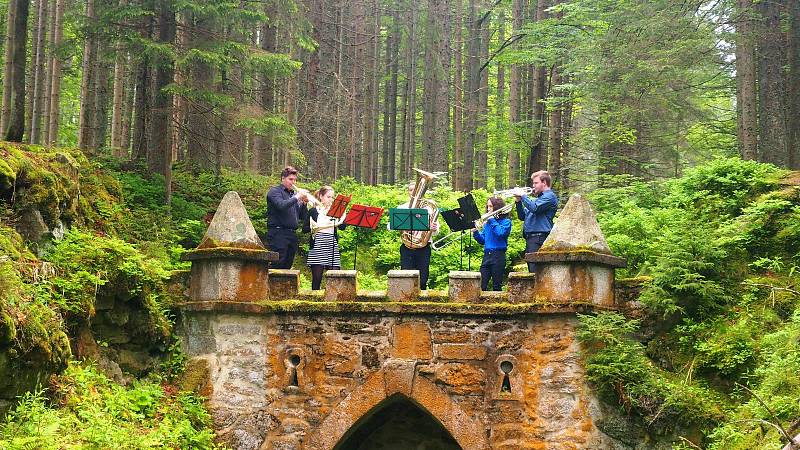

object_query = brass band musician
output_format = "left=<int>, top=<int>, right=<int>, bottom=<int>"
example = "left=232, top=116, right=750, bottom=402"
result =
left=390, top=177, right=440, bottom=290
left=265, top=166, right=310, bottom=269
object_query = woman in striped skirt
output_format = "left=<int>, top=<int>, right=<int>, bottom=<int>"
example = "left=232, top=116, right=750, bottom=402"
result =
left=303, top=186, right=346, bottom=290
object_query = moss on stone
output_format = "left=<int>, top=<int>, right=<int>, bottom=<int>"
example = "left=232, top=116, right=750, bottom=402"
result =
left=0, top=159, right=15, bottom=190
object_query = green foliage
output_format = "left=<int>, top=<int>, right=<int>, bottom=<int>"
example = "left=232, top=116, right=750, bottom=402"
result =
left=0, top=362, right=225, bottom=449
left=41, top=229, right=172, bottom=339
left=577, top=313, right=725, bottom=432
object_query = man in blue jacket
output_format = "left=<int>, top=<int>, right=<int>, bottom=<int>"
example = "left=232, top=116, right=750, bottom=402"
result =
left=514, top=170, right=558, bottom=273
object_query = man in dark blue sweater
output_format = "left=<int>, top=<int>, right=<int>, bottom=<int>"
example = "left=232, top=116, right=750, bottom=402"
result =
left=515, top=170, right=558, bottom=273
left=266, top=166, right=309, bottom=269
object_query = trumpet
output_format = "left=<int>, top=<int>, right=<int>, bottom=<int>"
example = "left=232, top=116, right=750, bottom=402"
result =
left=493, top=186, right=533, bottom=198
left=474, top=203, right=514, bottom=229
left=291, top=183, right=322, bottom=208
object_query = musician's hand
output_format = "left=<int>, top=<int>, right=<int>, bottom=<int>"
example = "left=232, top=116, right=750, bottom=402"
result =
left=514, top=194, right=522, bottom=203
left=431, top=221, right=440, bottom=232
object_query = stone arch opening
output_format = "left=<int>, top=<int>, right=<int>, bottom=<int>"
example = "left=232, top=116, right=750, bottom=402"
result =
left=333, top=393, right=462, bottom=450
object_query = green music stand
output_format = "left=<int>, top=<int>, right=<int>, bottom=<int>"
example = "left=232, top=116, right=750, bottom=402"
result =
left=389, top=208, right=430, bottom=231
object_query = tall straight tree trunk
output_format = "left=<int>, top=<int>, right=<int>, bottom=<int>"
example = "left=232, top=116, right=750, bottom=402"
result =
left=462, top=0, right=480, bottom=191
left=92, top=42, right=111, bottom=149
left=362, top=0, right=379, bottom=184
left=400, top=0, right=419, bottom=180
left=788, top=0, right=800, bottom=169
left=527, top=0, right=548, bottom=181
left=548, top=65, right=563, bottom=186
left=47, top=0, right=65, bottom=146
left=252, top=3, right=277, bottom=173
left=736, top=0, right=757, bottom=161
left=508, top=0, right=522, bottom=187
left=29, top=0, right=49, bottom=144
left=111, top=0, right=129, bottom=156
left=382, top=6, right=400, bottom=184
left=757, top=0, right=788, bottom=166
left=0, top=0, right=17, bottom=133
left=452, top=0, right=463, bottom=190
left=149, top=0, right=175, bottom=178
left=494, top=10, right=506, bottom=190
left=422, top=0, right=451, bottom=172
left=42, top=0, right=56, bottom=145
left=78, top=0, right=98, bottom=151
left=26, top=0, right=46, bottom=143
left=5, top=0, right=30, bottom=142
left=475, top=16, right=489, bottom=189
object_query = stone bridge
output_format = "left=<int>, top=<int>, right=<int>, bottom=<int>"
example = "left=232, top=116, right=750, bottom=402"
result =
left=175, top=192, right=628, bottom=450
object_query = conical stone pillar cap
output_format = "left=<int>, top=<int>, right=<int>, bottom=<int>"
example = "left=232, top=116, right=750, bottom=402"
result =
left=198, top=191, right=265, bottom=249
left=541, top=193, right=611, bottom=254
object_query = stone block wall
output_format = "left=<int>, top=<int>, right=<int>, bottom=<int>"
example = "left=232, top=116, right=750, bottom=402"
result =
left=177, top=308, right=616, bottom=450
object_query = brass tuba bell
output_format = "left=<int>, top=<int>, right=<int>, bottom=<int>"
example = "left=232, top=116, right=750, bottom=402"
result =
left=401, top=168, right=444, bottom=249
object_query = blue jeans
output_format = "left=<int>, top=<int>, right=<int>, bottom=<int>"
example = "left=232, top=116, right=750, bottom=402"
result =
left=480, top=249, right=506, bottom=291
left=525, top=232, right=548, bottom=273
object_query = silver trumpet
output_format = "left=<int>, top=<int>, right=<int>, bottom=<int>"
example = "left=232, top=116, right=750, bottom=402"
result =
left=493, top=186, right=533, bottom=198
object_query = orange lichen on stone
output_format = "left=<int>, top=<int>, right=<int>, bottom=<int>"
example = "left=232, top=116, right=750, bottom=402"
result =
left=235, top=262, right=269, bottom=301
left=436, top=343, right=488, bottom=361
left=391, top=322, right=433, bottom=359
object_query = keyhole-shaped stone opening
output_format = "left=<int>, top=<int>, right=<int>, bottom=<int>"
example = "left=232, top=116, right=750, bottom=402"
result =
left=288, top=354, right=301, bottom=387
left=499, top=360, right=513, bottom=393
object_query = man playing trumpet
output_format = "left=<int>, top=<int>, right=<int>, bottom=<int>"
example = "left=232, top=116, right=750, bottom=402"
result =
left=472, top=197, right=512, bottom=291
left=266, top=166, right=310, bottom=269
left=514, top=170, right=558, bottom=273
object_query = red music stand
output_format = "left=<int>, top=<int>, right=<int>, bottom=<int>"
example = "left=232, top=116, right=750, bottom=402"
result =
left=327, top=194, right=352, bottom=219
left=343, top=204, right=385, bottom=270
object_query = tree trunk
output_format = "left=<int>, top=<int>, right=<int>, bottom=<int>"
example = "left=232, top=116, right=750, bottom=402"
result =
left=526, top=0, right=548, bottom=181
left=149, top=0, right=175, bottom=180
left=5, top=0, right=30, bottom=142
left=494, top=10, right=506, bottom=191
left=462, top=0, right=480, bottom=191
left=29, top=0, right=49, bottom=144
left=78, top=0, right=98, bottom=151
left=0, top=0, right=17, bottom=133
left=548, top=65, right=563, bottom=186
left=92, top=41, right=111, bottom=149
left=382, top=5, right=400, bottom=184
left=757, top=0, right=788, bottom=167
left=422, top=0, right=451, bottom=173
left=400, top=0, right=419, bottom=180
left=788, top=0, right=800, bottom=169
left=736, top=0, right=758, bottom=160
left=508, top=0, right=522, bottom=187
left=46, top=0, right=65, bottom=146
left=452, top=0, right=463, bottom=189
left=110, top=0, right=129, bottom=156
left=475, top=15, right=489, bottom=189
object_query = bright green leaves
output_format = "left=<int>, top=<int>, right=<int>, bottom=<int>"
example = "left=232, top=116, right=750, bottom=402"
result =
left=0, top=363, right=222, bottom=449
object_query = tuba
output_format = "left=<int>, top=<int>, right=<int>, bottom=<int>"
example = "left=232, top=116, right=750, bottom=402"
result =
left=401, top=168, right=443, bottom=249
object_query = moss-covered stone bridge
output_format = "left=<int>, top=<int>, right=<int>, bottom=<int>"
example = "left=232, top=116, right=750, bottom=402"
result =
left=175, top=191, right=631, bottom=450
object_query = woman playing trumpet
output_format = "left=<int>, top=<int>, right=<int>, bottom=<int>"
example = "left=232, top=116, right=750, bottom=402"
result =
left=302, top=186, right=347, bottom=290
left=472, top=197, right=512, bottom=291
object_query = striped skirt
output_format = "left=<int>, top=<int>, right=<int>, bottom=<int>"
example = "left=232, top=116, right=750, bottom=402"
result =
left=307, top=232, right=341, bottom=267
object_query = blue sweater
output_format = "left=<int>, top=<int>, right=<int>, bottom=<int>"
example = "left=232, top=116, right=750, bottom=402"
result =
left=515, top=190, right=558, bottom=233
left=473, top=217, right=512, bottom=251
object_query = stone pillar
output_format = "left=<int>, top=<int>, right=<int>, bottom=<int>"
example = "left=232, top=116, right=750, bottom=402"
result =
left=525, top=194, right=626, bottom=306
left=182, top=191, right=278, bottom=302
left=269, top=269, right=300, bottom=300
left=387, top=270, right=420, bottom=302
left=448, top=271, right=481, bottom=303
left=507, top=272, right=536, bottom=303
left=324, top=270, right=357, bottom=301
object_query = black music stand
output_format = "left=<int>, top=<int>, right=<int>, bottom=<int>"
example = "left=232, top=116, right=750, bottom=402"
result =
left=344, top=204, right=385, bottom=270
left=441, top=194, right=482, bottom=270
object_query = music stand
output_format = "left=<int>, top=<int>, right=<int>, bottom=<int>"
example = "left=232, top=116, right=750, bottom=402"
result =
left=388, top=208, right=430, bottom=231
left=441, top=194, right=481, bottom=270
left=344, top=204, right=385, bottom=270
left=327, top=194, right=351, bottom=219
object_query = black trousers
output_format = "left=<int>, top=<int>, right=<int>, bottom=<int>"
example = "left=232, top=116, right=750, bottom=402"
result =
left=400, top=243, right=432, bottom=290
left=525, top=232, right=548, bottom=273
left=480, top=249, right=506, bottom=291
left=267, top=228, right=299, bottom=269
